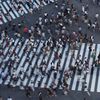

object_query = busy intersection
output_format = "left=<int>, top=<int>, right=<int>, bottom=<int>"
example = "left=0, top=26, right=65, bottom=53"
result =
left=0, top=0, right=100, bottom=100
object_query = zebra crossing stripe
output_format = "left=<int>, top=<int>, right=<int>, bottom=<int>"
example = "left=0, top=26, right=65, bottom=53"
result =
left=1, top=13, right=7, bottom=23
left=67, top=48, right=79, bottom=87
left=16, top=48, right=33, bottom=86
left=13, top=1, right=23, bottom=15
left=39, top=47, right=54, bottom=87
left=35, top=0, right=41, bottom=5
left=4, top=39, right=28, bottom=85
left=21, top=4, right=28, bottom=14
left=3, top=39, right=16, bottom=57
left=0, top=0, right=51, bottom=24
left=63, top=47, right=72, bottom=86
left=2, top=40, right=8, bottom=51
left=94, top=44, right=100, bottom=92
left=84, top=44, right=96, bottom=91
left=55, top=44, right=69, bottom=85
left=97, top=70, right=100, bottom=92
left=71, top=43, right=86, bottom=90
left=42, top=1, right=47, bottom=5
left=90, top=44, right=97, bottom=92
left=25, top=3, right=30, bottom=11
left=0, top=3, right=8, bottom=23
left=4, top=39, right=19, bottom=62
left=35, top=45, right=53, bottom=88
left=27, top=42, right=44, bottom=83
left=78, top=44, right=93, bottom=91
left=50, top=0, right=54, bottom=2
left=17, top=40, right=41, bottom=86
left=11, top=39, right=27, bottom=85
left=3, top=2, right=16, bottom=19
left=7, top=0, right=20, bottom=17
left=2, top=39, right=19, bottom=70
left=33, top=2, right=39, bottom=8
left=0, top=39, right=19, bottom=84
left=0, top=3, right=7, bottom=14
left=40, top=47, right=56, bottom=88
left=3, top=39, right=20, bottom=84
left=28, top=40, right=45, bottom=86
left=90, top=65, right=97, bottom=91
left=9, top=39, right=29, bottom=85
left=88, top=44, right=97, bottom=92
left=34, top=49, right=47, bottom=87
left=46, top=46, right=64, bottom=88
left=1, top=39, right=6, bottom=49
left=0, top=38, right=100, bottom=92
left=12, top=41, right=30, bottom=81
left=61, top=45, right=75, bottom=88
left=31, top=0, right=39, bottom=8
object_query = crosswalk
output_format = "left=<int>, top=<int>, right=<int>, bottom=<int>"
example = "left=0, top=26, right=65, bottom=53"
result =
left=0, top=0, right=54, bottom=25
left=0, top=37, right=100, bottom=92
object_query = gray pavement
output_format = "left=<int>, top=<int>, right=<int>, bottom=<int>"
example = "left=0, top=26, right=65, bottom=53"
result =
left=0, top=85, right=100, bottom=100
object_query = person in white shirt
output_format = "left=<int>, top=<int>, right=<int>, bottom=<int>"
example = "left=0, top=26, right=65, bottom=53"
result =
left=7, top=96, right=12, bottom=100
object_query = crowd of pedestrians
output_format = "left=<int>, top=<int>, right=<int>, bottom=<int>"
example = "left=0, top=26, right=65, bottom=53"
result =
left=0, top=0, right=100, bottom=99
left=0, top=0, right=54, bottom=25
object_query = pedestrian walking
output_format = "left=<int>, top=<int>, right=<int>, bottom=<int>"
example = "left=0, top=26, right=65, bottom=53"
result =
left=38, top=92, right=43, bottom=100
left=7, top=96, right=12, bottom=100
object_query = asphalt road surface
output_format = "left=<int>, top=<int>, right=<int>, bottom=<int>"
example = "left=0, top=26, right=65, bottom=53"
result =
left=0, top=85, right=100, bottom=100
